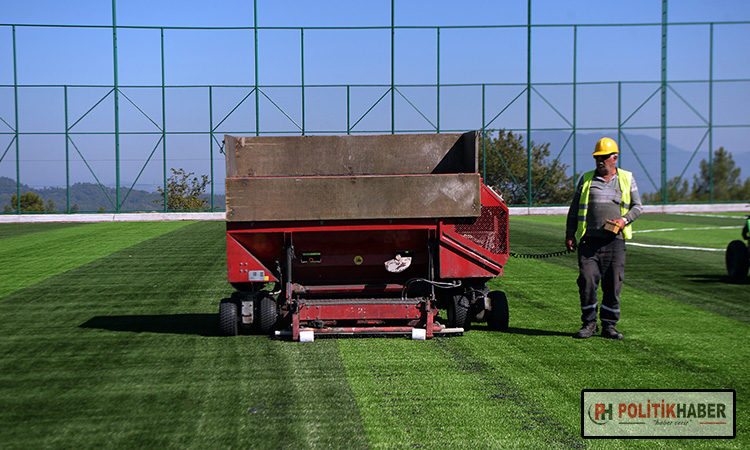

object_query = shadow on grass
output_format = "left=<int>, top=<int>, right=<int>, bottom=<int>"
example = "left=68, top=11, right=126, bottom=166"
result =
left=80, top=314, right=221, bottom=337
left=472, top=324, right=573, bottom=337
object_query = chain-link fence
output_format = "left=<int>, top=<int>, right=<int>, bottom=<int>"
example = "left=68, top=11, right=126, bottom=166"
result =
left=1, top=0, right=749, bottom=213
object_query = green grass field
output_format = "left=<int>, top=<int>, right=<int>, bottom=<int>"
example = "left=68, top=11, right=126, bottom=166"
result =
left=0, top=214, right=747, bottom=449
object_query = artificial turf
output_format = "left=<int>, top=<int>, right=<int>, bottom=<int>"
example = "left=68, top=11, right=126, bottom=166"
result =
left=0, top=216, right=747, bottom=449
left=0, top=221, right=192, bottom=298
left=509, top=212, right=750, bottom=321
left=0, top=221, right=367, bottom=449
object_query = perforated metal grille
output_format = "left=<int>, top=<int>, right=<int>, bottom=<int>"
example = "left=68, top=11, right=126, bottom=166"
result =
left=453, top=206, right=508, bottom=255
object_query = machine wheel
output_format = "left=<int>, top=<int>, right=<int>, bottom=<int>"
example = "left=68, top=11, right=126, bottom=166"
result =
left=256, top=293, right=278, bottom=334
left=487, top=291, right=509, bottom=331
left=726, top=240, right=749, bottom=279
left=447, top=293, right=471, bottom=330
left=219, top=298, right=239, bottom=336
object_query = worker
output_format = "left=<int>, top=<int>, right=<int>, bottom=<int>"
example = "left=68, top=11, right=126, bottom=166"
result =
left=564, top=137, right=643, bottom=339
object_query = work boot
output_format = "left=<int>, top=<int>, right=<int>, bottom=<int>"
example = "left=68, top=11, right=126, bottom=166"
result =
left=601, top=326, right=623, bottom=340
left=573, top=322, right=598, bottom=339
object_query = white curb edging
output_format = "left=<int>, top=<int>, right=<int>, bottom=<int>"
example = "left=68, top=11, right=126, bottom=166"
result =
left=508, top=203, right=750, bottom=216
left=1, top=204, right=747, bottom=223
left=0, top=212, right=225, bottom=223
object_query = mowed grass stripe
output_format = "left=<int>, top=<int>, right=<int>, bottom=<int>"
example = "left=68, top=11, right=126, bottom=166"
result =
left=0, top=221, right=192, bottom=299
left=338, top=256, right=748, bottom=450
left=0, top=222, right=367, bottom=450
left=337, top=336, right=585, bottom=450
left=0, top=221, right=87, bottom=239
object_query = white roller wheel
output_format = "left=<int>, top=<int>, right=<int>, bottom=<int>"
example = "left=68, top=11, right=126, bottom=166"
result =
left=299, top=330, right=315, bottom=342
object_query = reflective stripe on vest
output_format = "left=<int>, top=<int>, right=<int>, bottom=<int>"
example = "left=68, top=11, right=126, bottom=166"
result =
left=576, top=169, right=633, bottom=240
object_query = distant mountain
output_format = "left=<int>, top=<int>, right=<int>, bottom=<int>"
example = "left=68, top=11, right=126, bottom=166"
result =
left=0, top=177, right=225, bottom=213
left=521, top=131, right=750, bottom=195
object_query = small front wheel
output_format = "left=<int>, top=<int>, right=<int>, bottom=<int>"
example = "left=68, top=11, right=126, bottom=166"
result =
left=447, top=294, right=471, bottom=331
left=256, top=293, right=278, bottom=334
left=219, top=298, right=239, bottom=336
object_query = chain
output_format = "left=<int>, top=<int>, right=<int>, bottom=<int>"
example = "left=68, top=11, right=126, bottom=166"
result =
left=508, top=248, right=575, bottom=259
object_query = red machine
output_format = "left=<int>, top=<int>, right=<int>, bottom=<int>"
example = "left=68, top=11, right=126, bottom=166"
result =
left=220, top=132, right=509, bottom=340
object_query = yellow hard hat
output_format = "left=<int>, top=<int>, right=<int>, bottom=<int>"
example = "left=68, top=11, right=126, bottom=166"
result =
left=593, top=137, right=619, bottom=156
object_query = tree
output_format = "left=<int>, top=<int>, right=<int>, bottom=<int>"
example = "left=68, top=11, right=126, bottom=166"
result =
left=479, top=130, right=573, bottom=205
left=643, top=147, right=750, bottom=203
left=3, top=192, right=46, bottom=212
left=691, top=147, right=750, bottom=202
left=156, top=168, right=210, bottom=211
left=642, top=176, right=690, bottom=203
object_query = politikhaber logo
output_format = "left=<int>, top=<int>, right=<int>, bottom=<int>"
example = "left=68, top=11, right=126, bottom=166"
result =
left=581, top=390, right=735, bottom=438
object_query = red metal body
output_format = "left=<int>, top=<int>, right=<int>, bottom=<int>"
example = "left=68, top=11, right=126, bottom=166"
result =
left=226, top=183, right=508, bottom=340
left=222, top=132, right=509, bottom=340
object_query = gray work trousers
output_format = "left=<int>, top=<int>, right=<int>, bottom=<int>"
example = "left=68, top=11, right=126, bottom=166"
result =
left=577, top=237, right=626, bottom=327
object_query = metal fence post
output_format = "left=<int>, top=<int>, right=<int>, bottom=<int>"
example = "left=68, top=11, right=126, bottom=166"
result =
left=301, top=28, right=305, bottom=136
left=112, top=0, right=121, bottom=213
left=391, top=0, right=395, bottom=134
left=209, top=86, right=214, bottom=211
left=709, top=23, right=715, bottom=203
left=254, top=0, right=260, bottom=136
left=572, top=25, right=578, bottom=183
left=660, top=0, right=668, bottom=204
left=436, top=27, right=440, bottom=134
left=161, top=28, right=168, bottom=211
left=618, top=81, right=622, bottom=169
left=64, top=86, right=70, bottom=212
left=526, top=0, right=533, bottom=206
left=12, top=25, right=20, bottom=213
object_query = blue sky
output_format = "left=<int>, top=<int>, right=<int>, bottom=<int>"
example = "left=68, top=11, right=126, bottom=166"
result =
left=4, top=0, right=749, bottom=27
left=1, top=0, right=749, bottom=195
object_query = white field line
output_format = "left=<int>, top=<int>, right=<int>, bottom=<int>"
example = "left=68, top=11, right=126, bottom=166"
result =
left=631, top=225, right=741, bottom=252
left=633, top=225, right=741, bottom=234
left=673, top=212, right=748, bottom=220
left=629, top=242, right=725, bottom=252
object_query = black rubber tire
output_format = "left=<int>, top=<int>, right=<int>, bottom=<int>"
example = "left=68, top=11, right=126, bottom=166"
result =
left=256, top=293, right=277, bottom=334
left=726, top=240, right=749, bottom=279
left=487, top=291, right=509, bottom=331
left=219, top=298, right=239, bottom=336
left=447, top=293, right=471, bottom=331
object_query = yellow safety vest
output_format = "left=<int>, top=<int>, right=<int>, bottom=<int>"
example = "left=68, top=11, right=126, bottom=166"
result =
left=576, top=169, right=633, bottom=240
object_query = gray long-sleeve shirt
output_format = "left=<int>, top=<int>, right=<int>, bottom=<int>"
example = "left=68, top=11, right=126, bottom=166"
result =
left=566, top=169, right=643, bottom=240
